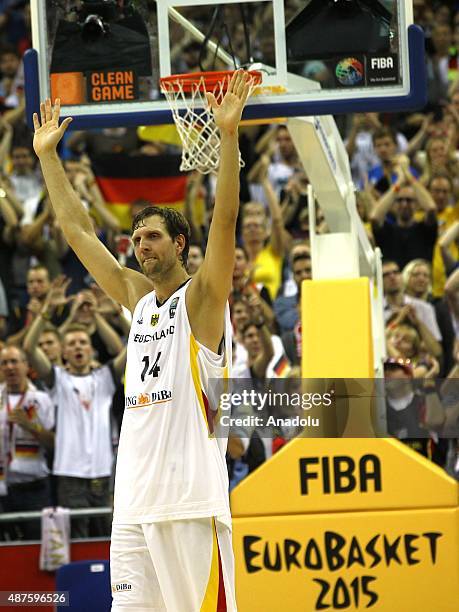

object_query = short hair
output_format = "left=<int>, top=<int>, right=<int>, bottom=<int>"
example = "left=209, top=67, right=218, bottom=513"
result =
left=292, top=251, right=311, bottom=266
left=235, top=245, right=249, bottom=260
left=372, top=127, right=396, bottom=145
left=428, top=172, right=453, bottom=190
left=40, top=324, right=62, bottom=343
left=63, top=324, right=91, bottom=342
left=382, top=259, right=399, bottom=268
left=0, top=345, right=27, bottom=362
left=241, top=201, right=267, bottom=220
left=241, top=321, right=258, bottom=336
left=289, top=243, right=310, bottom=266
left=27, top=264, right=49, bottom=278
left=131, top=206, right=191, bottom=267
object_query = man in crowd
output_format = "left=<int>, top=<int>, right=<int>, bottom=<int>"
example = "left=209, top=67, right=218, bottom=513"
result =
left=0, top=345, right=54, bottom=539
left=8, top=143, right=42, bottom=204
left=274, top=246, right=312, bottom=334
left=7, top=265, right=68, bottom=345
left=370, top=161, right=438, bottom=269
left=24, top=302, right=126, bottom=537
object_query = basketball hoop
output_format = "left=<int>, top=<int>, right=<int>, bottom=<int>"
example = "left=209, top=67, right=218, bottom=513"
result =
left=159, top=70, right=262, bottom=175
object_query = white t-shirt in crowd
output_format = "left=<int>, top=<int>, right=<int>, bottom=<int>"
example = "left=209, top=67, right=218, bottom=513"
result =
left=0, top=383, right=54, bottom=484
left=51, top=366, right=116, bottom=479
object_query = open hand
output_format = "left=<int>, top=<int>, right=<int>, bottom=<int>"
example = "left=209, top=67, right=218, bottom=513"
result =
left=206, top=70, right=253, bottom=135
left=33, top=98, right=73, bottom=158
left=46, top=275, right=72, bottom=310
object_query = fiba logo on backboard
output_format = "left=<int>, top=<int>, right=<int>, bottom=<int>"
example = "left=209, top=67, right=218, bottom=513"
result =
left=335, top=58, right=364, bottom=86
left=368, top=54, right=399, bottom=85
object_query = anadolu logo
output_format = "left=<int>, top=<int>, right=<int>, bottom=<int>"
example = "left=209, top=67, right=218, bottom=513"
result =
left=336, top=58, right=364, bottom=86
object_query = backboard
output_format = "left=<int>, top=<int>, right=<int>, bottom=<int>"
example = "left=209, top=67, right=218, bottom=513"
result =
left=25, top=1, right=426, bottom=130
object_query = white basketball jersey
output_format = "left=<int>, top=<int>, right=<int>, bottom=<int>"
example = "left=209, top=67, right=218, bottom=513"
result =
left=113, top=279, right=232, bottom=525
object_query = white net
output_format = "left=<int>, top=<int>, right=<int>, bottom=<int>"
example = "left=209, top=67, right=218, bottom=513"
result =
left=160, top=74, right=244, bottom=175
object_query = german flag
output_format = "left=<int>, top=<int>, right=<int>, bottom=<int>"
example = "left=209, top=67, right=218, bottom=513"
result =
left=273, top=354, right=291, bottom=378
left=91, top=153, right=188, bottom=230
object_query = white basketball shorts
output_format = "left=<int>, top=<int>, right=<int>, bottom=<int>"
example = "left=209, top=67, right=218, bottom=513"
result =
left=110, top=517, right=236, bottom=611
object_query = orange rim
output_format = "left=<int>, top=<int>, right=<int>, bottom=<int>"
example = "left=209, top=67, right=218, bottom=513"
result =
left=159, top=69, right=262, bottom=93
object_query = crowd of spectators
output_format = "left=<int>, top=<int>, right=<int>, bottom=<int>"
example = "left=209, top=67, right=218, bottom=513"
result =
left=0, top=0, right=458, bottom=540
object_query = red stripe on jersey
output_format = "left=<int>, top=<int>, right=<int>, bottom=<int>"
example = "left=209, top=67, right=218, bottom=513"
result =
left=201, top=390, right=215, bottom=435
left=217, top=537, right=227, bottom=612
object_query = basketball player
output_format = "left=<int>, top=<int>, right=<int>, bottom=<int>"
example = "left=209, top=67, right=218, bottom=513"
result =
left=33, top=70, right=253, bottom=611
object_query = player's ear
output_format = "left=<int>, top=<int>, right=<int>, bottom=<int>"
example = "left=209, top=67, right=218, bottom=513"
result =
left=175, top=234, right=185, bottom=257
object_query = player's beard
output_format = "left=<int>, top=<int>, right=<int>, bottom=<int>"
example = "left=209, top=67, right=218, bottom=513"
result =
left=142, top=252, right=176, bottom=280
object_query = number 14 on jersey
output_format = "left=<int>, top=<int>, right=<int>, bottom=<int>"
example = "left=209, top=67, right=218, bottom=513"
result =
left=141, top=353, right=161, bottom=382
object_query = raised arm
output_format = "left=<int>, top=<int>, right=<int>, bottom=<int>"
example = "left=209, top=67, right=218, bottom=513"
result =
left=22, top=304, right=54, bottom=387
left=369, top=179, right=402, bottom=227
left=0, top=185, right=18, bottom=244
left=260, top=155, right=291, bottom=257
left=445, top=267, right=459, bottom=296
left=402, top=163, right=436, bottom=221
left=33, top=99, right=153, bottom=311
left=186, top=70, right=252, bottom=352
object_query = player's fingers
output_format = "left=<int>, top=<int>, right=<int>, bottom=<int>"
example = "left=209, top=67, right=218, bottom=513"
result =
left=32, top=113, right=40, bottom=131
left=52, top=98, right=61, bottom=123
left=240, top=78, right=252, bottom=106
left=235, top=70, right=248, bottom=98
left=228, top=69, right=241, bottom=94
left=205, top=92, right=218, bottom=110
left=40, top=102, right=46, bottom=125
left=236, top=69, right=245, bottom=94
left=227, top=71, right=236, bottom=94
left=59, top=116, right=73, bottom=135
left=45, top=98, right=52, bottom=122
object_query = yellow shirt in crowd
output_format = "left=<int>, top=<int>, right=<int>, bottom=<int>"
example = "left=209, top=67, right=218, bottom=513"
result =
left=252, top=243, right=283, bottom=301
left=431, top=206, right=459, bottom=298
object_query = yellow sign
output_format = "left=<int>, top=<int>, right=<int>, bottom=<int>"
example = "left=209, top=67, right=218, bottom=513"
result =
left=231, top=439, right=458, bottom=516
left=231, top=439, right=459, bottom=611
left=233, top=508, right=459, bottom=611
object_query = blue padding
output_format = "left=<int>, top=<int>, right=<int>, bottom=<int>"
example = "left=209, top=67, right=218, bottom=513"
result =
left=24, top=48, right=40, bottom=127
left=55, top=560, right=112, bottom=611
left=25, top=25, right=426, bottom=130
